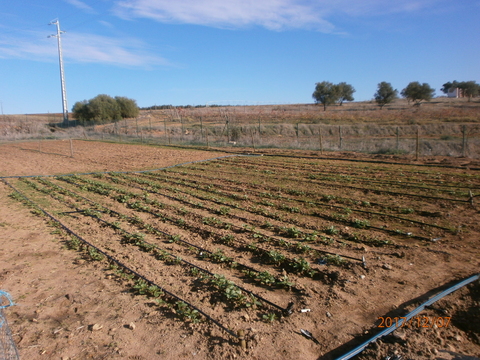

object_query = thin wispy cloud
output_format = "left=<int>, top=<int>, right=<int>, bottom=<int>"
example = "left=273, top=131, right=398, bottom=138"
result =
left=114, top=0, right=335, bottom=31
left=63, top=0, right=96, bottom=14
left=113, top=0, right=443, bottom=31
left=0, top=30, right=169, bottom=68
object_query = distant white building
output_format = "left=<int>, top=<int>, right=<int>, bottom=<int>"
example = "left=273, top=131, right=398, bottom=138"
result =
left=447, top=88, right=463, bottom=98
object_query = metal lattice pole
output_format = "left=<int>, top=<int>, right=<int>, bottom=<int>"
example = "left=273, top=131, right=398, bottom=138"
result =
left=49, top=19, right=69, bottom=126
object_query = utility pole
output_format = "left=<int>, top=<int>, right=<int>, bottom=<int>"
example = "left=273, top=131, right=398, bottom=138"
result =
left=48, top=19, right=68, bottom=126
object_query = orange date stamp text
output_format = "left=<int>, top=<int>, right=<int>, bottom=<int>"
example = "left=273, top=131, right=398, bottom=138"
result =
left=377, top=316, right=451, bottom=329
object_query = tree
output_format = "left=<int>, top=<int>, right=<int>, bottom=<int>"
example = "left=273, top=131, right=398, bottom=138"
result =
left=115, top=96, right=140, bottom=118
left=400, top=82, right=435, bottom=105
left=374, top=82, right=398, bottom=109
left=312, top=81, right=340, bottom=111
left=336, top=82, right=355, bottom=105
left=458, top=81, right=480, bottom=101
left=441, top=80, right=459, bottom=94
left=72, top=94, right=139, bottom=124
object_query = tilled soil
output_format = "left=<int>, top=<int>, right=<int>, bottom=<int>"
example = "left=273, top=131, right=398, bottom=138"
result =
left=0, top=140, right=479, bottom=360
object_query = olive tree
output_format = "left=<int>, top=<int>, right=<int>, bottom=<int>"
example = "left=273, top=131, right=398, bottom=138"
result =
left=336, top=82, right=355, bottom=105
left=312, top=81, right=340, bottom=111
left=115, top=96, right=140, bottom=118
left=458, top=81, right=480, bottom=101
left=72, top=94, right=139, bottom=124
left=374, top=82, right=398, bottom=109
left=401, top=82, right=435, bottom=105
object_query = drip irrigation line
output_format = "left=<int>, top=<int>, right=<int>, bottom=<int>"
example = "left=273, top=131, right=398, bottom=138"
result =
left=335, top=272, right=480, bottom=360
left=152, top=169, right=455, bottom=233
left=2, top=178, right=240, bottom=339
left=30, top=177, right=290, bottom=313
left=110, top=173, right=365, bottom=263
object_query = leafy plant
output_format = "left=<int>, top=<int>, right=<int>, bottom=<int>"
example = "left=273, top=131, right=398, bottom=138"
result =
left=175, top=302, right=201, bottom=323
left=219, top=234, right=235, bottom=245
left=322, top=254, right=346, bottom=266
left=266, top=250, right=286, bottom=265
left=290, top=257, right=316, bottom=277
left=262, top=313, right=277, bottom=323
left=88, top=247, right=104, bottom=261
left=257, top=271, right=276, bottom=286
left=325, top=225, right=339, bottom=235
left=353, top=219, right=370, bottom=229
left=210, top=249, right=232, bottom=263
left=276, top=275, right=294, bottom=289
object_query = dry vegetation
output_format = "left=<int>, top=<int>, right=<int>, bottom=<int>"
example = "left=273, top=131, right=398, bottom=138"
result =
left=1, top=97, right=480, bottom=158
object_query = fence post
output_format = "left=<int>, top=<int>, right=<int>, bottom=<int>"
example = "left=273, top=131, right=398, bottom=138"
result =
left=295, top=123, right=299, bottom=145
left=462, top=125, right=467, bottom=157
left=69, top=138, right=74, bottom=157
left=250, top=128, right=256, bottom=152
left=339, top=126, right=343, bottom=150
left=396, top=127, right=399, bottom=151
left=164, top=117, right=168, bottom=145
left=318, top=126, right=323, bottom=154
left=415, top=126, right=420, bottom=161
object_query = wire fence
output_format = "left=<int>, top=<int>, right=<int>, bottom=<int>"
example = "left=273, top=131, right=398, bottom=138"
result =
left=77, top=122, right=480, bottom=159
left=1, top=112, right=480, bottom=158
left=0, top=291, right=20, bottom=360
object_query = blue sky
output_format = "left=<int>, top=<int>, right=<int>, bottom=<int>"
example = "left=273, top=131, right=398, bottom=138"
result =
left=0, top=0, right=479, bottom=114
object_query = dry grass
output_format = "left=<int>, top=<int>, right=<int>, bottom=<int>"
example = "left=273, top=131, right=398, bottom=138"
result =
left=1, top=98, right=480, bottom=158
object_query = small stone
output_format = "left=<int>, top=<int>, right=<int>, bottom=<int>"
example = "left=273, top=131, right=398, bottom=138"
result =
left=359, top=275, right=366, bottom=280
left=91, top=324, right=103, bottom=331
left=326, top=312, right=332, bottom=318
left=382, top=264, right=392, bottom=270
left=454, top=335, right=463, bottom=342
left=128, top=322, right=136, bottom=330
left=393, top=329, right=407, bottom=340
left=243, top=314, right=250, bottom=321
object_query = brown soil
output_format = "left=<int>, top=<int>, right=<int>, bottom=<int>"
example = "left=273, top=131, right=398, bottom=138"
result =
left=0, top=140, right=479, bottom=360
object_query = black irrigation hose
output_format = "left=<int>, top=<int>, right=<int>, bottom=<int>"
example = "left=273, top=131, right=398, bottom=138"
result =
left=335, top=272, right=480, bottom=360
left=152, top=169, right=455, bottom=233
left=29, top=177, right=290, bottom=313
left=3, top=178, right=240, bottom=339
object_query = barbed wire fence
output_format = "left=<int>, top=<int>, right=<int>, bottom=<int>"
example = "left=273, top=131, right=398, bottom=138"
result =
left=0, top=291, right=20, bottom=360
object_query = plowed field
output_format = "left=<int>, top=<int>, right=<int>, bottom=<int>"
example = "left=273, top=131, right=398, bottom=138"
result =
left=1, top=140, right=479, bottom=360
